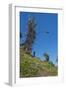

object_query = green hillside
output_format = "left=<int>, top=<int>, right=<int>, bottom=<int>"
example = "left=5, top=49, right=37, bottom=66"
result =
left=20, top=47, right=58, bottom=78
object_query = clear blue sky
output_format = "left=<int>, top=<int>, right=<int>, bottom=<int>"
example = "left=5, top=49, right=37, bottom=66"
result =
left=20, top=12, right=58, bottom=64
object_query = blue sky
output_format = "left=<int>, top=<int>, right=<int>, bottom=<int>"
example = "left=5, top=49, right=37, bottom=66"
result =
left=20, top=12, right=58, bottom=64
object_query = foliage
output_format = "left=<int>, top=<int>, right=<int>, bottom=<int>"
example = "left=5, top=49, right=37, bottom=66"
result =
left=24, top=16, right=36, bottom=54
left=44, top=53, right=49, bottom=62
left=49, top=61, right=55, bottom=67
left=20, top=47, right=58, bottom=77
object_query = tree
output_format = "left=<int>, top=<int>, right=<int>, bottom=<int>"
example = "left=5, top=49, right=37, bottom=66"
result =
left=44, top=53, right=49, bottom=62
left=25, top=16, right=36, bottom=54
left=33, top=51, right=36, bottom=57
left=55, top=56, right=58, bottom=67
left=56, top=56, right=58, bottom=62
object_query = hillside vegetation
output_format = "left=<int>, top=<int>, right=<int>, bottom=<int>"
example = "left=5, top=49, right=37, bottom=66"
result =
left=20, top=47, right=58, bottom=78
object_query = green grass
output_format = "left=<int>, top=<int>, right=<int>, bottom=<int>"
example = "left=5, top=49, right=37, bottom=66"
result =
left=20, top=47, right=58, bottom=78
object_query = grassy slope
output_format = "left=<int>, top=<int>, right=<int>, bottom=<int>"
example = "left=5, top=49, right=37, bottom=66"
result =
left=20, top=47, right=58, bottom=78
